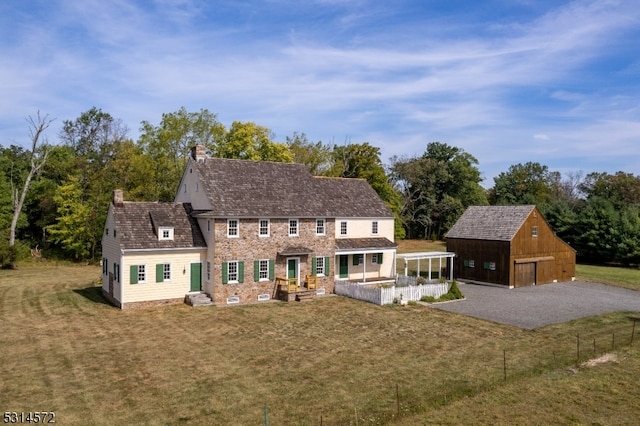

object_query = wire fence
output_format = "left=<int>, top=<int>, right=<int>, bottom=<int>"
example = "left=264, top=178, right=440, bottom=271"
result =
left=259, top=318, right=639, bottom=425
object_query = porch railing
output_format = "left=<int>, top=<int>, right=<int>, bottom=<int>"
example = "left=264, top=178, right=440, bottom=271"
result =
left=276, top=277, right=298, bottom=293
left=305, top=275, right=317, bottom=290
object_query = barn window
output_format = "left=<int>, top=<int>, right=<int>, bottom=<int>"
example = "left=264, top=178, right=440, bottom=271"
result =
left=532, top=226, right=538, bottom=237
left=468, top=260, right=475, bottom=268
left=484, top=262, right=496, bottom=271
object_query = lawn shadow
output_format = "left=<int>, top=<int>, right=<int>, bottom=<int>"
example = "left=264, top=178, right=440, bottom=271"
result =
left=73, top=286, right=112, bottom=306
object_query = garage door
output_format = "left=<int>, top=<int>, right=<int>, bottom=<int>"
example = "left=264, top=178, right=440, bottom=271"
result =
left=514, top=262, right=535, bottom=288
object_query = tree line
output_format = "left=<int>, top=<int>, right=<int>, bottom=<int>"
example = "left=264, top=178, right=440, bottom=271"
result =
left=2, top=107, right=639, bottom=268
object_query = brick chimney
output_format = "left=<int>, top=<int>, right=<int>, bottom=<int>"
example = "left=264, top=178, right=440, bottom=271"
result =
left=190, top=144, right=207, bottom=162
left=113, top=189, right=124, bottom=207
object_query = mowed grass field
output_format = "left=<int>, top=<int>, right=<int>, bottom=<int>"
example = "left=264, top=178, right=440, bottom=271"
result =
left=1, top=253, right=640, bottom=425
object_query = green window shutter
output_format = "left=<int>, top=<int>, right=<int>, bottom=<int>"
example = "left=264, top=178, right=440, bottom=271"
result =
left=463, top=260, right=469, bottom=267
left=238, top=261, right=244, bottom=283
left=222, top=262, right=228, bottom=284
left=325, top=256, right=330, bottom=275
left=156, top=264, right=164, bottom=282
left=130, top=265, right=138, bottom=284
left=311, top=257, right=317, bottom=276
left=483, top=262, right=490, bottom=270
left=353, top=255, right=359, bottom=266
left=268, top=260, right=275, bottom=280
left=254, top=260, right=260, bottom=282
left=378, top=253, right=383, bottom=263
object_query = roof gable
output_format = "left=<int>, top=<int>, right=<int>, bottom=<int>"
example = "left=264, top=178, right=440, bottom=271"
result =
left=191, top=157, right=393, bottom=218
left=445, top=205, right=536, bottom=241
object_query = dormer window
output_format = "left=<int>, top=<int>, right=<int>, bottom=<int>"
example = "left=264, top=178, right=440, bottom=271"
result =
left=159, top=227, right=174, bottom=241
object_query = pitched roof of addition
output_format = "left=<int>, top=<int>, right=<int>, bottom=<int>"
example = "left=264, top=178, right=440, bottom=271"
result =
left=191, top=157, right=393, bottom=218
left=445, top=205, right=536, bottom=242
left=112, top=202, right=207, bottom=250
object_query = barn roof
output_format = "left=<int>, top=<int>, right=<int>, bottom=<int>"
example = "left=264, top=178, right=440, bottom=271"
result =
left=445, top=205, right=536, bottom=241
left=191, top=157, right=393, bottom=218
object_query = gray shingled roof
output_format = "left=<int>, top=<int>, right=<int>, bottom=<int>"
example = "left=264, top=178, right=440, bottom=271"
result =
left=192, top=157, right=393, bottom=218
left=445, top=205, right=536, bottom=241
left=113, top=202, right=207, bottom=250
left=335, top=237, right=397, bottom=251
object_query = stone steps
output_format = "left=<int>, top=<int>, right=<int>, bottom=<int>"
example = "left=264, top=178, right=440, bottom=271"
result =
left=295, top=291, right=316, bottom=302
left=184, top=292, right=214, bottom=307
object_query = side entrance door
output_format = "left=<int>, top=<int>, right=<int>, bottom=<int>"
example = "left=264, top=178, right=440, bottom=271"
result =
left=190, top=262, right=202, bottom=292
left=339, top=255, right=349, bottom=279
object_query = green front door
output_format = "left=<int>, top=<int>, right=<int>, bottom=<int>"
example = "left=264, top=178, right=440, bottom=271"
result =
left=190, top=263, right=202, bottom=292
left=339, top=255, right=348, bottom=279
left=287, top=259, right=298, bottom=281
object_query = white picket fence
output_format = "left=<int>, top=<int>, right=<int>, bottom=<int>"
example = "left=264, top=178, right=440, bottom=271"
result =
left=334, top=280, right=450, bottom=305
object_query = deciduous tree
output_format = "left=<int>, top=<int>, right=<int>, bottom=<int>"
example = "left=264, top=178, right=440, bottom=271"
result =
left=6, top=112, right=54, bottom=268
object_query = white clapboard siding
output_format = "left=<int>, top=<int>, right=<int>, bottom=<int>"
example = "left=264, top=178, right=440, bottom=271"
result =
left=335, top=281, right=450, bottom=305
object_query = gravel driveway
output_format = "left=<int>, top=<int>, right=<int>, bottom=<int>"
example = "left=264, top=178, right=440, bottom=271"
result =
left=431, top=281, right=640, bottom=329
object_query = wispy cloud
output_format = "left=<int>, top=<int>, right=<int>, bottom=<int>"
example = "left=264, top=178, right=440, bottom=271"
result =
left=1, top=0, right=639, bottom=184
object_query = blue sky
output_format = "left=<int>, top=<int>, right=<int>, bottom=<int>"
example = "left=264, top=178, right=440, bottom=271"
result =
left=1, top=0, right=639, bottom=186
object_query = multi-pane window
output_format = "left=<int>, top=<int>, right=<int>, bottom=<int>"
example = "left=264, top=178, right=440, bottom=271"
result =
left=316, top=257, right=325, bottom=276
left=372, top=253, right=379, bottom=264
left=131, top=264, right=146, bottom=283
left=259, top=260, right=269, bottom=280
left=340, top=221, right=347, bottom=236
left=289, top=219, right=299, bottom=236
left=138, top=265, right=146, bottom=282
left=316, top=219, right=325, bottom=236
left=159, top=227, right=173, bottom=240
left=228, top=219, right=239, bottom=237
left=259, top=219, right=270, bottom=237
left=227, top=261, right=238, bottom=282
left=532, top=226, right=538, bottom=237
left=372, top=221, right=379, bottom=235
left=163, top=263, right=171, bottom=281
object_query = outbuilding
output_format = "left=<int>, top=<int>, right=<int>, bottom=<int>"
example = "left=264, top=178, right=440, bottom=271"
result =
left=445, top=205, right=576, bottom=288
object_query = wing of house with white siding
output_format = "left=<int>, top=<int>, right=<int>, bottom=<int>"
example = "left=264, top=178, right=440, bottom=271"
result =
left=100, top=189, right=207, bottom=308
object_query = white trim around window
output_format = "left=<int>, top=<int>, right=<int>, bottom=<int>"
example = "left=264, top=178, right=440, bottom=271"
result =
left=259, top=218, right=270, bottom=237
left=316, top=218, right=326, bottom=236
left=158, top=227, right=174, bottom=240
left=340, top=221, right=348, bottom=236
left=288, top=218, right=299, bottom=237
left=227, top=219, right=239, bottom=238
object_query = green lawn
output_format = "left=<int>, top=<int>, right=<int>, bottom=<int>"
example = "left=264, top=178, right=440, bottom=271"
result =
left=577, top=263, right=640, bottom=290
left=0, top=262, right=639, bottom=425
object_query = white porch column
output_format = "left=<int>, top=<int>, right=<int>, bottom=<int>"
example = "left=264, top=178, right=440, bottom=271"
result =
left=439, top=257, right=442, bottom=280
left=362, top=252, right=367, bottom=283
left=428, top=258, right=432, bottom=281
left=404, top=258, right=408, bottom=276
left=449, top=256, right=454, bottom=281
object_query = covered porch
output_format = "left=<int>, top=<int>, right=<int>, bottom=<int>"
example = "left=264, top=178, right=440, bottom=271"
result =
left=396, top=251, right=456, bottom=282
left=335, top=237, right=397, bottom=284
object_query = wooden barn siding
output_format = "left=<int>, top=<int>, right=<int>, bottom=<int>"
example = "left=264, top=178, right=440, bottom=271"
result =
left=447, top=239, right=511, bottom=285
left=446, top=207, right=576, bottom=287
left=509, top=208, right=576, bottom=286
